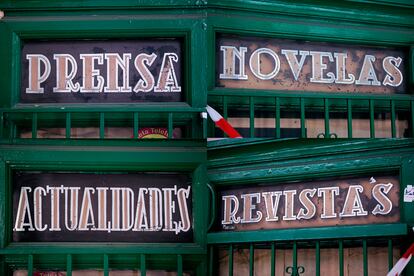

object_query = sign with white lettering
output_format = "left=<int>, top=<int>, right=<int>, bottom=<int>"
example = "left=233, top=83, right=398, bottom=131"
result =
left=21, top=39, right=182, bottom=103
left=219, top=176, right=399, bottom=231
left=217, top=35, right=406, bottom=94
left=12, top=172, right=192, bottom=242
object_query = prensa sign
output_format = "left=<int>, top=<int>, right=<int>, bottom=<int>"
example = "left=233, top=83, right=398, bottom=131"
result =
left=12, top=172, right=192, bottom=242
left=21, top=39, right=182, bottom=103
left=220, top=176, right=399, bottom=231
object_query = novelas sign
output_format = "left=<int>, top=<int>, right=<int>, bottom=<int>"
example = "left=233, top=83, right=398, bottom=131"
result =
left=217, top=35, right=406, bottom=94
left=12, top=172, right=192, bottom=242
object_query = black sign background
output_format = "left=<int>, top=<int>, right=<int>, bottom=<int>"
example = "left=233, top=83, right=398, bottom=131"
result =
left=20, top=39, right=183, bottom=103
left=12, top=172, right=193, bottom=243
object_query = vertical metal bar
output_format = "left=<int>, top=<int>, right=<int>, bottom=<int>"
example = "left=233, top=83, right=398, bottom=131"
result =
left=293, top=241, right=298, bottom=274
left=168, top=113, right=173, bottom=139
left=140, top=254, right=146, bottom=276
left=65, top=112, right=71, bottom=139
left=347, top=99, right=353, bottom=138
left=324, top=98, right=330, bottom=138
left=66, top=254, right=72, bottom=276
left=0, top=112, right=4, bottom=139
left=391, top=100, right=396, bottom=138
left=363, top=240, right=368, bottom=276
left=99, top=112, right=105, bottom=139
left=222, top=96, right=228, bottom=138
left=388, top=239, right=393, bottom=271
left=228, top=244, right=233, bottom=276
left=315, top=241, right=320, bottom=276
left=275, top=97, right=281, bottom=138
left=203, top=113, right=208, bottom=139
left=209, top=246, right=214, bottom=276
left=28, top=254, right=33, bottom=276
left=249, top=243, right=254, bottom=276
left=177, top=254, right=183, bottom=276
left=271, top=242, right=275, bottom=276
left=133, top=112, right=139, bottom=139
left=249, top=96, right=255, bottom=138
left=411, top=100, right=414, bottom=138
left=339, top=240, right=344, bottom=276
left=103, top=254, right=109, bottom=276
left=300, top=98, right=306, bottom=138
left=31, top=113, right=37, bottom=139
left=369, top=99, right=375, bottom=138
left=223, top=96, right=228, bottom=119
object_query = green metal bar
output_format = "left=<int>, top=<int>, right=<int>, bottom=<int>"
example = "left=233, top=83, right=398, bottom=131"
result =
left=249, top=243, right=254, bottom=276
left=271, top=242, right=275, bottom=276
left=347, top=99, right=353, bottom=138
left=300, top=97, right=306, bottom=138
left=0, top=112, right=4, bottom=139
left=104, top=254, right=109, bottom=276
left=177, top=254, right=183, bottom=276
left=249, top=96, right=255, bottom=138
left=209, top=246, right=214, bottom=276
left=324, top=98, right=330, bottom=138
left=222, top=96, right=229, bottom=138
left=31, top=113, right=37, bottom=139
left=370, top=99, right=375, bottom=138
left=133, top=112, right=139, bottom=139
left=203, top=112, right=208, bottom=139
left=99, top=112, right=105, bottom=139
left=315, top=241, right=320, bottom=276
left=411, top=100, right=414, bottom=138
left=223, top=96, right=228, bottom=120
left=388, top=239, right=393, bottom=271
left=66, top=254, right=72, bottom=276
left=65, top=112, right=71, bottom=139
left=293, top=241, right=297, bottom=274
left=28, top=254, right=33, bottom=276
left=391, top=100, right=396, bottom=138
left=339, top=240, right=344, bottom=276
left=228, top=244, right=233, bottom=276
left=168, top=113, right=173, bottom=139
left=363, top=240, right=368, bottom=276
left=275, top=97, right=281, bottom=138
left=140, top=254, right=146, bottom=276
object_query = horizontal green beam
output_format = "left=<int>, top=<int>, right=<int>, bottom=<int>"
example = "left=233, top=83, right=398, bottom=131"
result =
left=0, top=244, right=206, bottom=255
left=208, top=139, right=414, bottom=170
left=207, top=223, right=408, bottom=244
left=0, top=104, right=204, bottom=113
left=209, top=88, right=414, bottom=101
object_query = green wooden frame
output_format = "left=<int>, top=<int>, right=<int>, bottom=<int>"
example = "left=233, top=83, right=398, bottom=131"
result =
left=0, top=10, right=207, bottom=109
left=207, top=139, right=414, bottom=241
left=0, top=142, right=208, bottom=272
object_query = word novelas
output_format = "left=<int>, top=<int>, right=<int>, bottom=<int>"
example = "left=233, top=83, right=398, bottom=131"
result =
left=14, top=185, right=191, bottom=234
left=219, top=46, right=403, bottom=87
left=25, top=52, right=181, bottom=94
left=221, top=178, right=397, bottom=229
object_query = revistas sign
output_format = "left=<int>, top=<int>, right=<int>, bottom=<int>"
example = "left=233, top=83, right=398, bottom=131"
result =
left=220, top=176, right=399, bottom=231
left=12, top=172, right=192, bottom=242
left=21, top=39, right=182, bottom=103
left=217, top=35, right=406, bottom=94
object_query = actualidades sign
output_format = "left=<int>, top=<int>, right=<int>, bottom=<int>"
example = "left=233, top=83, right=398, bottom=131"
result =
left=12, top=172, right=192, bottom=242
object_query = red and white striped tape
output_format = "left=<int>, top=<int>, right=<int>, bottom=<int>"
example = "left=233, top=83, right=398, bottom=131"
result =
left=206, top=105, right=242, bottom=138
left=388, top=242, right=414, bottom=276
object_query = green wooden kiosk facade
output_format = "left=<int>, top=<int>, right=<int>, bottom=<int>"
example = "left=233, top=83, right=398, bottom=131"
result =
left=0, top=0, right=413, bottom=275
